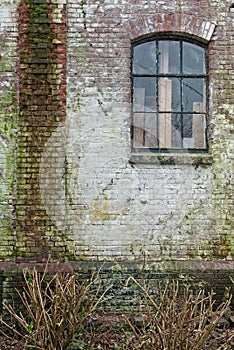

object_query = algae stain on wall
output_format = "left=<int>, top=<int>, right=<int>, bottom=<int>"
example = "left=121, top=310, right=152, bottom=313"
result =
left=15, top=0, right=70, bottom=259
left=175, top=104, right=233, bottom=261
left=209, top=105, right=234, bottom=259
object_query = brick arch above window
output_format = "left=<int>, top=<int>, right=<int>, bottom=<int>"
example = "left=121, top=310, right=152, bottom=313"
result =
left=127, top=14, right=216, bottom=43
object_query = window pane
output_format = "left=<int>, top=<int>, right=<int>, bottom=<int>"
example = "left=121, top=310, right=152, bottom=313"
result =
left=171, top=113, right=182, bottom=148
left=133, top=77, right=156, bottom=112
left=183, top=114, right=193, bottom=138
left=132, top=39, right=207, bottom=152
left=133, top=112, right=144, bottom=147
left=182, top=78, right=205, bottom=112
left=182, top=114, right=206, bottom=149
left=159, top=41, right=180, bottom=74
left=145, top=113, right=157, bottom=147
left=158, top=78, right=181, bottom=112
left=171, top=78, right=181, bottom=111
left=133, top=113, right=157, bottom=148
left=133, top=41, right=156, bottom=75
left=183, top=42, right=205, bottom=74
left=192, top=113, right=206, bottom=148
left=158, top=113, right=172, bottom=148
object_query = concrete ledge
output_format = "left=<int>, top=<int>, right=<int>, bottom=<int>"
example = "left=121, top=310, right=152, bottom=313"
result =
left=0, top=259, right=233, bottom=272
left=129, top=153, right=213, bottom=166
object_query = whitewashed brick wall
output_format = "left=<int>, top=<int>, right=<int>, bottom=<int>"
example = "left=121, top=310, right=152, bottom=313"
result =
left=60, top=0, right=233, bottom=261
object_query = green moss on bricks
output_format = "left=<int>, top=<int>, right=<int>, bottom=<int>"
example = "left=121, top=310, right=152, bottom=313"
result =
left=33, top=2, right=47, bottom=17
left=0, top=81, right=18, bottom=259
left=0, top=47, right=15, bottom=72
left=200, top=238, right=233, bottom=260
left=207, top=106, right=234, bottom=259
left=15, top=0, right=70, bottom=260
left=210, top=111, right=233, bottom=233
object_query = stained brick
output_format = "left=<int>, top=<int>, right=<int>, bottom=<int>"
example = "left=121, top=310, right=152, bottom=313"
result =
left=0, top=0, right=233, bottom=310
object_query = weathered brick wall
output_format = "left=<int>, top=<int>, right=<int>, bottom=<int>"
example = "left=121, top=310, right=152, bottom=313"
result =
left=0, top=0, right=233, bottom=311
left=65, top=0, right=233, bottom=263
left=0, top=0, right=19, bottom=258
left=16, top=0, right=67, bottom=258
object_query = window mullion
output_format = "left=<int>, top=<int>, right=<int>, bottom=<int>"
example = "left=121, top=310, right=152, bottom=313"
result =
left=180, top=40, right=184, bottom=149
left=156, top=40, right=159, bottom=149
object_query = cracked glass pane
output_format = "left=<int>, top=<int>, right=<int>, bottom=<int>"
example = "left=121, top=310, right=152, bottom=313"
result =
left=133, top=41, right=156, bottom=75
left=182, top=78, right=205, bottom=112
left=183, top=42, right=205, bottom=74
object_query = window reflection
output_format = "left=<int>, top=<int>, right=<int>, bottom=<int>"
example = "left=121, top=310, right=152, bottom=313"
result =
left=183, top=42, right=205, bottom=74
left=133, top=41, right=156, bottom=75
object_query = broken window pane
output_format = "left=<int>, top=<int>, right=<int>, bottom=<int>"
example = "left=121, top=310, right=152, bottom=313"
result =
left=182, top=78, right=205, bottom=112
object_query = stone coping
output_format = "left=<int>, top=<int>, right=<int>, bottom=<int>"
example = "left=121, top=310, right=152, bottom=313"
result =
left=130, top=153, right=213, bottom=166
left=0, top=259, right=233, bottom=273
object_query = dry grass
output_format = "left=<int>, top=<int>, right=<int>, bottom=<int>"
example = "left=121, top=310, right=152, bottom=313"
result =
left=0, top=264, right=110, bottom=350
left=0, top=266, right=233, bottom=350
left=124, top=277, right=233, bottom=350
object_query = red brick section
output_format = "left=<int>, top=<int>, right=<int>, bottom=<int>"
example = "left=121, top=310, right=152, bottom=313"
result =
left=17, top=0, right=67, bottom=260
left=127, top=13, right=215, bottom=42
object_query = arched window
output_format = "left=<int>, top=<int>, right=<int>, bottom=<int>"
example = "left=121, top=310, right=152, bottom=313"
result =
left=131, top=37, right=208, bottom=152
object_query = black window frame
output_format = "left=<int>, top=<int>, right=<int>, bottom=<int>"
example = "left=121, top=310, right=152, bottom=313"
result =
left=131, top=35, right=209, bottom=154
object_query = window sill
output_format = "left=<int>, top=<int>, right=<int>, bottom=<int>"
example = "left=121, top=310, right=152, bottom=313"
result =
left=129, top=153, right=213, bottom=166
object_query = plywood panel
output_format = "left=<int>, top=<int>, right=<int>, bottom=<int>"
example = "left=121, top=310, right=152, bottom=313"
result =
left=133, top=88, right=145, bottom=147
left=159, top=78, right=172, bottom=148
left=133, top=113, right=144, bottom=147
left=193, top=102, right=205, bottom=148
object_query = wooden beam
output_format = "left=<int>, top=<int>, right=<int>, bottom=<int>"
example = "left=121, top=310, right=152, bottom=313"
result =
left=159, top=78, right=172, bottom=148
